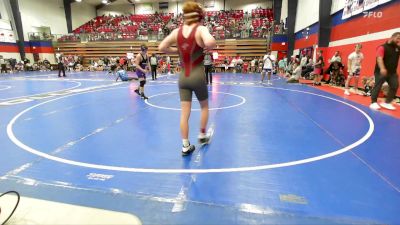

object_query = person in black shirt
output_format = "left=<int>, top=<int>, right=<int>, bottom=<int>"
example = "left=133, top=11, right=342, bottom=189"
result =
left=10, top=58, right=17, bottom=73
left=43, top=58, right=51, bottom=71
left=58, top=56, right=66, bottom=77
left=313, top=50, right=324, bottom=86
left=23, top=57, right=30, bottom=65
left=370, top=32, right=400, bottom=110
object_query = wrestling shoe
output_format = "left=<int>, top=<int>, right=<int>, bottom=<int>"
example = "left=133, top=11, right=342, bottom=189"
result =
left=369, top=103, right=381, bottom=110
left=380, top=102, right=396, bottom=110
left=141, top=93, right=149, bottom=100
left=134, top=89, right=140, bottom=95
left=182, top=144, right=195, bottom=156
left=198, top=133, right=211, bottom=145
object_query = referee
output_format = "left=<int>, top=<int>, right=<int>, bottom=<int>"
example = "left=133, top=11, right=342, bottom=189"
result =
left=149, top=53, right=158, bottom=80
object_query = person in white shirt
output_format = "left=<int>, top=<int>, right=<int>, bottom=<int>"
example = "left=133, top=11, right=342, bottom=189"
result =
left=166, top=55, right=171, bottom=74
left=250, top=58, right=256, bottom=73
left=300, top=55, right=308, bottom=69
left=345, top=44, right=364, bottom=95
left=231, top=57, right=237, bottom=72
left=261, top=51, right=276, bottom=84
left=287, top=60, right=301, bottom=83
left=236, top=56, right=243, bottom=73
left=330, top=51, right=342, bottom=63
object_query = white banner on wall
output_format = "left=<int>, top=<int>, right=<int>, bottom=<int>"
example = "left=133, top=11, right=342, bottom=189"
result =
left=203, top=0, right=215, bottom=8
left=139, top=3, right=153, bottom=14
left=342, top=0, right=392, bottom=19
left=342, top=0, right=353, bottom=19
left=378, top=0, right=392, bottom=4
left=0, top=19, right=12, bottom=30
left=363, top=0, right=380, bottom=10
left=0, top=29, right=16, bottom=43
left=351, top=0, right=364, bottom=15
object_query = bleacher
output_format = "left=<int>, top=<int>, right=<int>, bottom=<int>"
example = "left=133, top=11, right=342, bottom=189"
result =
left=56, top=8, right=274, bottom=66
left=55, top=39, right=268, bottom=67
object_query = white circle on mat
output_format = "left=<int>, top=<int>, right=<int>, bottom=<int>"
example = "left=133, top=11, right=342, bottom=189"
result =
left=144, top=91, right=246, bottom=111
left=0, top=85, right=12, bottom=91
left=7, top=85, right=374, bottom=174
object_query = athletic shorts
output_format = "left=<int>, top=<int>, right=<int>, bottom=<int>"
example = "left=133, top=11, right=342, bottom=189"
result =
left=263, top=68, right=272, bottom=72
left=349, top=68, right=361, bottom=77
left=179, top=66, right=208, bottom=102
left=314, top=68, right=322, bottom=75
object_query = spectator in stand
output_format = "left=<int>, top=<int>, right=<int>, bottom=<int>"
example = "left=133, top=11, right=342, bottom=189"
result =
left=300, top=54, right=309, bottom=70
left=9, top=58, right=17, bottom=73
left=258, top=56, right=264, bottom=73
left=223, top=57, right=229, bottom=72
left=97, top=58, right=105, bottom=71
left=278, top=58, right=286, bottom=75
left=328, top=60, right=344, bottom=86
left=65, top=7, right=271, bottom=41
left=254, top=58, right=259, bottom=73
left=104, top=57, right=110, bottom=68
left=23, top=58, right=31, bottom=71
left=285, top=57, right=295, bottom=77
left=176, top=58, right=181, bottom=73
left=243, top=60, right=249, bottom=73
left=236, top=56, right=243, bottom=73
left=312, top=50, right=324, bottom=86
left=326, top=51, right=342, bottom=80
left=170, top=58, right=175, bottom=74
left=157, top=57, right=163, bottom=73
left=43, top=58, right=51, bottom=71
left=75, top=62, right=83, bottom=72
left=302, top=59, right=314, bottom=79
left=231, top=57, right=237, bottom=73
left=0, top=56, right=6, bottom=74
left=362, top=77, right=374, bottom=96
left=166, top=55, right=171, bottom=74
left=119, top=57, right=125, bottom=69
left=58, top=56, right=66, bottom=77
left=287, top=60, right=301, bottom=83
left=15, top=60, right=24, bottom=72
left=158, top=27, right=163, bottom=40
left=250, top=58, right=256, bottom=73
left=329, top=51, right=342, bottom=63
left=370, top=32, right=400, bottom=110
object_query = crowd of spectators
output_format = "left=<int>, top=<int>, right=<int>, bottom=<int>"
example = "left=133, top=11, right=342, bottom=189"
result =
left=0, top=55, right=53, bottom=73
left=58, top=7, right=284, bottom=42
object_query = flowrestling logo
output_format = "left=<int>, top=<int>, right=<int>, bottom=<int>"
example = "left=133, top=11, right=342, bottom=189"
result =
left=363, top=11, right=383, bottom=18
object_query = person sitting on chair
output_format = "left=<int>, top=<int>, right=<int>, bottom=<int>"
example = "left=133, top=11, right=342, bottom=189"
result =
left=287, top=60, right=301, bottom=83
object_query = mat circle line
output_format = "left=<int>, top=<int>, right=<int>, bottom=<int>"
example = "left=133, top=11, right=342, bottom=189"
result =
left=6, top=84, right=375, bottom=174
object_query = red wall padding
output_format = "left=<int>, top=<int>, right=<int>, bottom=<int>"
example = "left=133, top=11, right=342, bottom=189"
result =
left=295, top=34, right=318, bottom=50
left=330, top=2, right=400, bottom=42
left=321, top=38, right=400, bottom=95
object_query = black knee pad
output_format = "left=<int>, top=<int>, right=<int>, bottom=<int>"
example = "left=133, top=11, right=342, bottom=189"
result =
left=140, top=80, right=146, bottom=87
